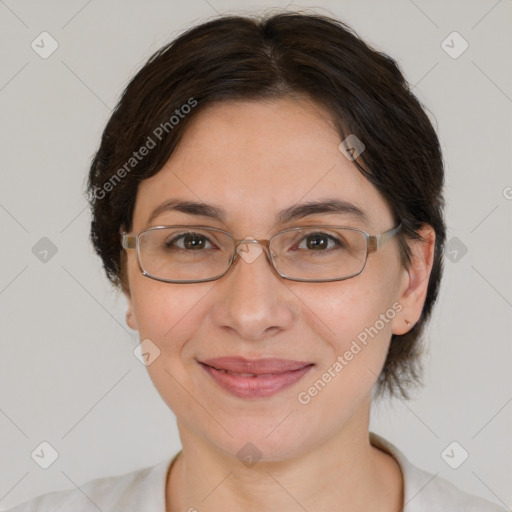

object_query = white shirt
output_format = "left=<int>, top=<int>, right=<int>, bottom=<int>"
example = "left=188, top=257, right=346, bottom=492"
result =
left=7, top=433, right=506, bottom=511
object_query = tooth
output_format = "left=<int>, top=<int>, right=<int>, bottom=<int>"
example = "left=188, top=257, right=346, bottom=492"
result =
left=221, top=370, right=259, bottom=377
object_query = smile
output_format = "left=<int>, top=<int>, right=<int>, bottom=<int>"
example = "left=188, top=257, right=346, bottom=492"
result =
left=198, top=357, right=314, bottom=398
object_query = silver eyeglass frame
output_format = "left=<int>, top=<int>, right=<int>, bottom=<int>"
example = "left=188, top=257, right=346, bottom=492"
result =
left=121, top=223, right=402, bottom=284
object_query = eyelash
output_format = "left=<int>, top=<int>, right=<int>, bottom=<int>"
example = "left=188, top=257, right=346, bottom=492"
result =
left=164, top=231, right=348, bottom=252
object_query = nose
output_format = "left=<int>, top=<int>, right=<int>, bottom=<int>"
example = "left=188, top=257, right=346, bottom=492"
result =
left=211, top=240, right=296, bottom=341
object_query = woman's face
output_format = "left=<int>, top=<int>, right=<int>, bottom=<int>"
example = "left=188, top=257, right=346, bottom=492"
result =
left=125, top=97, right=412, bottom=460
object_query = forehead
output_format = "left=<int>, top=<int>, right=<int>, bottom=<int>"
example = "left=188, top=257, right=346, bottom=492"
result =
left=132, top=97, right=393, bottom=232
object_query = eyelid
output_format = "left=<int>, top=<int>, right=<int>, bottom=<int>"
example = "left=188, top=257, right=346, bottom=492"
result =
left=277, top=220, right=369, bottom=232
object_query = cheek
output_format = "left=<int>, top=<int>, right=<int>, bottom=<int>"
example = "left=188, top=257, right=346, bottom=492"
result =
left=292, top=271, right=401, bottom=399
left=130, top=279, right=212, bottom=344
left=293, top=274, right=398, bottom=351
left=128, top=278, right=215, bottom=410
left=293, top=285, right=399, bottom=429
left=127, top=253, right=196, bottom=340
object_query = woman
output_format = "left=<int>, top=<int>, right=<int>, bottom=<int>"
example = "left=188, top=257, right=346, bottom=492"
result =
left=9, top=11, right=505, bottom=512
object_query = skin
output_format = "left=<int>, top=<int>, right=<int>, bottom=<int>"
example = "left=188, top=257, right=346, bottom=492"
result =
left=124, top=96, right=435, bottom=512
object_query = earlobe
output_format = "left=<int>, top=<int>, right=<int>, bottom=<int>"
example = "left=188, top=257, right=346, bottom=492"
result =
left=392, top=224, right=436, bottom=335
left=120, top=258, right=138, bottom=330
left=126, top=298, right=138, bottom=331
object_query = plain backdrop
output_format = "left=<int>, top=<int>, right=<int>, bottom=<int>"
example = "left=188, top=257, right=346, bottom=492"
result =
left=0, top=0, right=511, bottom=509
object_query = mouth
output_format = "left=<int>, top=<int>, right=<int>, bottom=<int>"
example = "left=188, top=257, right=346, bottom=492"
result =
left=198, top=357, right=314, bottom=398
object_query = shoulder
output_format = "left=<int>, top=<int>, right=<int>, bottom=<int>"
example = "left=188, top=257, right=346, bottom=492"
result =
left=6, top=456, right=176, bottom=512
left=370, top=433, right=507, bottom=512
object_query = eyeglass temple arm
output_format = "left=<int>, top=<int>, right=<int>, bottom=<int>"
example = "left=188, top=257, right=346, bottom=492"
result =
left=122, top=233, right=136, bottom=250
left=367, top=223, right=402, bottom=253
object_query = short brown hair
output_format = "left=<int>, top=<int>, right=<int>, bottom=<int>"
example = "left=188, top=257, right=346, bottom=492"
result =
left=87, top=12, right=445, bottom=399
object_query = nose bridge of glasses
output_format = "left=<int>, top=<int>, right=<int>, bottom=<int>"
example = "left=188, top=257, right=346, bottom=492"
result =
left=233, top=237, right=273, bottom=266
left=234, top=237, right=271, bottom=248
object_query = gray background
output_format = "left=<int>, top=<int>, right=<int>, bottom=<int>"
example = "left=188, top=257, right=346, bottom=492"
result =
left=0, top=0, right=511, bottom=509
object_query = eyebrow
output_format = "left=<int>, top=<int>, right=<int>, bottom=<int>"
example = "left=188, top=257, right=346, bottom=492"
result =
left=148, top=198, right=369, bottom=226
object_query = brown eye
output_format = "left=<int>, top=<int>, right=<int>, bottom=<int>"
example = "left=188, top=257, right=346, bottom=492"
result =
left=298, top=233, right=344, bottom=251
left=166, top=233, right=213, bottom=250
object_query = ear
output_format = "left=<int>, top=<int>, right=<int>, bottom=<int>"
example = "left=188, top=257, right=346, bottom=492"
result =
left=123, top=283, right=139, bottom=331
left=125, top=293, right=139, bottom=331
left=392, top=224, right=436, bottom=335
left=119, top=225, right=139, bottom=330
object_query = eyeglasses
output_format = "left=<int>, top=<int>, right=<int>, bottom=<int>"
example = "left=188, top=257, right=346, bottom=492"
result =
left=122, top=223, right=402, bottom=284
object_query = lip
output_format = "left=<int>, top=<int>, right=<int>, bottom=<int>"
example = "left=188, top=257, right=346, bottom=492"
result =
left=199, top=357, right=314, bottom=398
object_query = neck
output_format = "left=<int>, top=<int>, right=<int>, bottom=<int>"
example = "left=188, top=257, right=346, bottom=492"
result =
left=166, top=399, right=403, bottom=512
